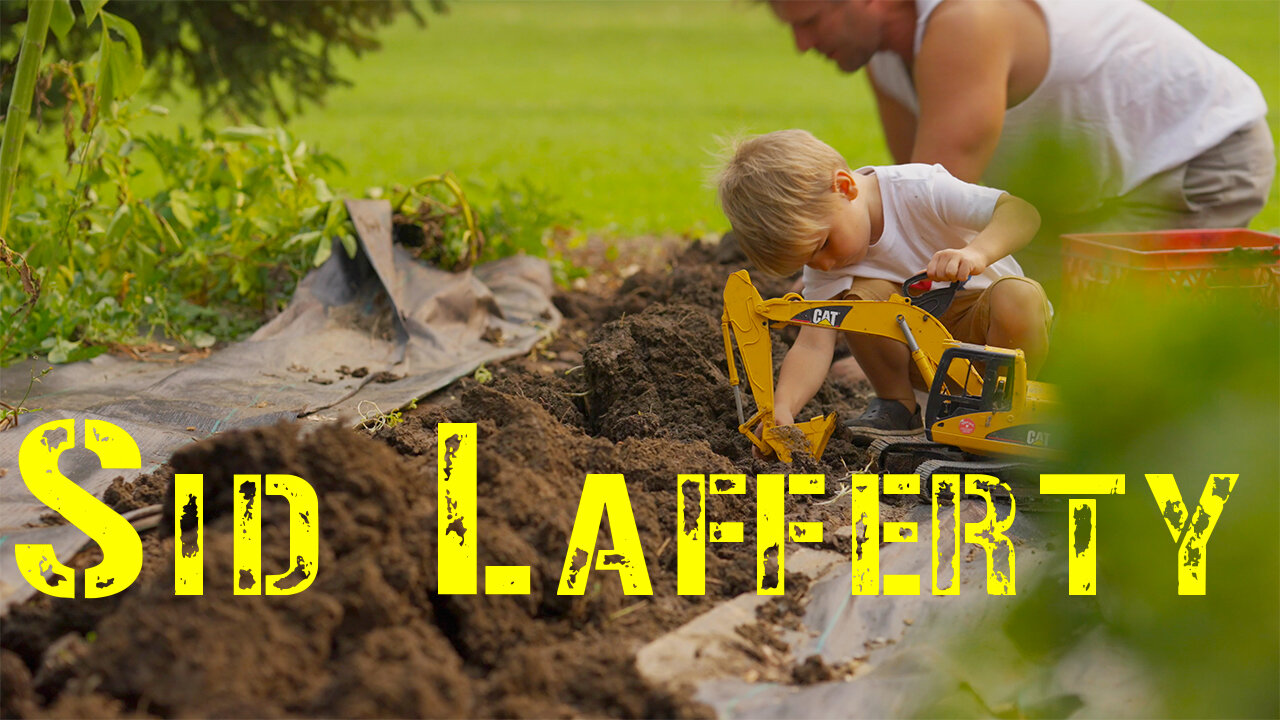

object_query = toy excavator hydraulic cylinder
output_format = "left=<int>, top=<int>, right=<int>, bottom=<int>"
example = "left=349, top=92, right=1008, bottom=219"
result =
left=895, top=314, right=937, bottom=389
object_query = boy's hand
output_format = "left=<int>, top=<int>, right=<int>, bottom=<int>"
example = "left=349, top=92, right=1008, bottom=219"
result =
left=751, top=408, right=795, bottom=459
left=927, top=247, right=987, bottom=282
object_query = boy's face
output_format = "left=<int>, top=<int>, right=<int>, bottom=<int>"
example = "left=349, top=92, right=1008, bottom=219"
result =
left=807, top=172, right=872, bottom=272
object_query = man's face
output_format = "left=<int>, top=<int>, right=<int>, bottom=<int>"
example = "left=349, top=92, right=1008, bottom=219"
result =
left=770, top=0, right=882, bottom=74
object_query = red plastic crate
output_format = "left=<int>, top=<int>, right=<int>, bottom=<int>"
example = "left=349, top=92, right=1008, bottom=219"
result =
left=1062, top=229, right=1280, bottom=308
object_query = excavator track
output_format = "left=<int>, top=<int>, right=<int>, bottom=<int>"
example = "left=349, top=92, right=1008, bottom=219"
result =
left=864, top=438, right=1059, bottom=511
left=867, top=436, right=962, bottom=473
left=914, top=457, right=1048, bottom=509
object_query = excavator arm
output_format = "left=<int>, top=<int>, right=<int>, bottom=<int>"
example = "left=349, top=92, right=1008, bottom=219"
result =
left=721, top=270, right=980, bottom=461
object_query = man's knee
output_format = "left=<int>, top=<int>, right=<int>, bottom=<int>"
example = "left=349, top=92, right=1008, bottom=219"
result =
left=1183, top=118, right=1276, bottom=228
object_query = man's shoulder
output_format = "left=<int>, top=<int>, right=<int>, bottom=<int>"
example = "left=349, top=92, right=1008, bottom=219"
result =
left=923, top=0, right=1019, bottom=31
left=916, top=0, right=1027, bottom=71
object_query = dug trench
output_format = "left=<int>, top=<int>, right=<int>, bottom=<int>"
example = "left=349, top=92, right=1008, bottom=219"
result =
left=1, top=239, right=887, bottom=718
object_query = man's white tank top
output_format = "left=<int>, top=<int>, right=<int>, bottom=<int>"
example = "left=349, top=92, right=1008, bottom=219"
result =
left=867, top=0, right=1267, bottom=213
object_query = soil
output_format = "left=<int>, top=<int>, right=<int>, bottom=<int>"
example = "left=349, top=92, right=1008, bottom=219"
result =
left=0, top=237, right=877, bottom=719
left=30, top=469, right=171, bottom=528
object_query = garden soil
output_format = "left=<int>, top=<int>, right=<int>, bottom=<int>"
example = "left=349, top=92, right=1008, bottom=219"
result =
left=0, top=238, right=882, bottom=719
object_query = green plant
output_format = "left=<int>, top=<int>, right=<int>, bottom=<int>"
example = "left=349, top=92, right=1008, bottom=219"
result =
left=391, top=174, right=586, bottom=284
left=0, top=0, right=53, bottom=236
left=1, top=0, right=147, bottom=234
left=478, top=179, right=588, bottom=287
left=2, top=3, right=585, bottom=367
left=4, top=93, right=585, bottom=366
left=3, top=102, right=356, bottom=363
left=2, top=104, right=583, bottom=363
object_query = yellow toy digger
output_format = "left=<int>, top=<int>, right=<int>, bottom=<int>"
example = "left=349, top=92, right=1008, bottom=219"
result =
left=721, top=270, right=1058, bottom=479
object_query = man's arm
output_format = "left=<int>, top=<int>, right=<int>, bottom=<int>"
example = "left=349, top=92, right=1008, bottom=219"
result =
left=909, top=1, right=1018, bottom=183
left=869, top=70, right=917, bottom=165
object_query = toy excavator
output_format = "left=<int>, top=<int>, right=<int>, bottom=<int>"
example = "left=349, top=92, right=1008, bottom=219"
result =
left=721, top=270, right=1058, bottom=480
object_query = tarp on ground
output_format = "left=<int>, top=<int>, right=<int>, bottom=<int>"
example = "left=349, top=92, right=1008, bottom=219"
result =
left=0, top=199, right=560, bottom=614
left=637, top=501, right=1161, bottom=718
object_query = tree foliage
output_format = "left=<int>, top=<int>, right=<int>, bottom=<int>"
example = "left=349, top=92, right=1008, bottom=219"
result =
left=1, top=0, right=442, bottom=121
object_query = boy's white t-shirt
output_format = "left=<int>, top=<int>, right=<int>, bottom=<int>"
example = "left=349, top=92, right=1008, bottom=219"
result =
left=801, top=163, right=1025, bottom=301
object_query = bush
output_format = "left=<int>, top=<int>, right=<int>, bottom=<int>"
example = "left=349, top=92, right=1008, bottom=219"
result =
left=3, top=107, right=352, bottom=363
left=3, top=106, right=580, bottom=365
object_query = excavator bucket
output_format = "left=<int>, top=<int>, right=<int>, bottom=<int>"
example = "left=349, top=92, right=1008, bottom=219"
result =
left=762, top=412, right=837, bottom=462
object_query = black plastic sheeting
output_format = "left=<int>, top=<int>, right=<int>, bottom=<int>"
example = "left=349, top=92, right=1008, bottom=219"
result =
left=0, top=199, right=560, bottom=613
left=637, top=503, right=1160, bottom=717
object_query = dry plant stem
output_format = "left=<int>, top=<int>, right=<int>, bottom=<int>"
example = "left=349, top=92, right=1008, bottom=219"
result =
left=0, top=366, right=49, bottom=432
left=0, top=236, right=42, bottom=358
left=0, top=402, right=18, bottom=432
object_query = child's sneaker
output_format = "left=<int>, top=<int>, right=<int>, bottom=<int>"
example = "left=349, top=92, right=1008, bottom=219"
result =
left=846, top=398, right=924, bottom=439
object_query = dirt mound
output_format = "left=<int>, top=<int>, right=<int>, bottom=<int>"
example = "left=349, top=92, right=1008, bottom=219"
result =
left=605, top=240, right=795, bottom=323
left=584, top=303, right=745, bottom=456
left=8, top=396, right=742, bottom=717
left=102, top=468, right=171, bottom=514
left=582, top=299, right=870, bottom=473
left=3, top=238, right=879, bottom=718
left=488, top=369, right=587, bottom=430
left=74, top=424, right=467, bottom=718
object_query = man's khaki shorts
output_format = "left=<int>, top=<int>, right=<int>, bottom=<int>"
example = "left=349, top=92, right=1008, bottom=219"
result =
left=1019, top=117, right=1276, bottom=301
left=839, top=276, right=1052, bottom=387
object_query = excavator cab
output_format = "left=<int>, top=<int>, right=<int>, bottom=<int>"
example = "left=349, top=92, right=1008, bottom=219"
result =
left=924, top=344, right=1020, bottom=436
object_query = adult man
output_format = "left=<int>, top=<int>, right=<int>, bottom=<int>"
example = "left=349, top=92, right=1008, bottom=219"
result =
left=771, top=0, right=1274, bottom=295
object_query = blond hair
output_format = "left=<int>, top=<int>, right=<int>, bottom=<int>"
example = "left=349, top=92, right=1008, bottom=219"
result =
left=715, top=129, right=849, bottom=275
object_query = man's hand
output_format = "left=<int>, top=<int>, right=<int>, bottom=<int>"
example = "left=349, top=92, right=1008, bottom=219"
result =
left=927, top=247, right=987, bottom=282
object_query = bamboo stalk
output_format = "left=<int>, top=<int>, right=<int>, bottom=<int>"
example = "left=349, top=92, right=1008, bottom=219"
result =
left=0, top=0, right=55, bottom=236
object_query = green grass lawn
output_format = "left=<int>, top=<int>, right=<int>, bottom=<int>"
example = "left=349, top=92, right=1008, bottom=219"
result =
left=81, top=0, right=1280, bottom=235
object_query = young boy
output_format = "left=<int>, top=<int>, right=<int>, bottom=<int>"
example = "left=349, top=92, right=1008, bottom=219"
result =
left=717, top=129, right=1050, bottom=437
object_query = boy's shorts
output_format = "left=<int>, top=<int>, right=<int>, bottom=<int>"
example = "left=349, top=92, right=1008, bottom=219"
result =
left=838, top=276, right=1052, bottom=387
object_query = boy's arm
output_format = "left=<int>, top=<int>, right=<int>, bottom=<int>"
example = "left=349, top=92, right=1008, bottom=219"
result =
left=927, top=193, right=1041, bottom=281
left=771, top=324, right=839, bottom=426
